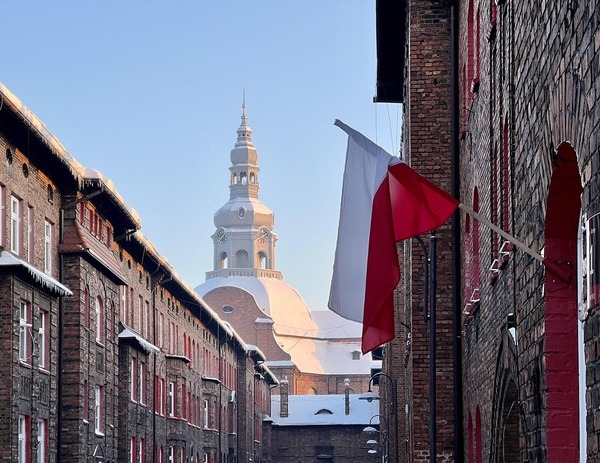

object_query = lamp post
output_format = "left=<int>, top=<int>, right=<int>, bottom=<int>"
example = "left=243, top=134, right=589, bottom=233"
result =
left=363, top=414, right=388, bottom=462
left=359, top=372, right=399, bottom=462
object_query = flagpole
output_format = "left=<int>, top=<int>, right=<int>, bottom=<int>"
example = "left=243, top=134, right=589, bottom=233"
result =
left=458, top=203, right=544, bottom=263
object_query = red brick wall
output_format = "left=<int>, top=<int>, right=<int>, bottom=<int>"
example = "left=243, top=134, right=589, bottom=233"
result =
left=401, top=1, right=455, bottom=462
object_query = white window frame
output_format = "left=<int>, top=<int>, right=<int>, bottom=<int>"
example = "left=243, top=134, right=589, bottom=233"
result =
left=168, top=381, right=175, bottom=417
left=144, top=300, right=150, bottom=339
left=168, top=447, right=174, bottom=463
left=95, top=297, right=104, bottom=344
left=38, top=308, right=49, bottom=369
left=94, top=385, right=104, bottom=435
left=19, top=301, right=31, bottom=363
left=158, top=378, right=165, bottom=416
left=18, top=415, right=27, bottom=463
left=131, top=358, right=137, bottom=403
left=158, top=313, right=164, bottom=349
left=138, top=438, right=144, bottom=463
left=139, top=360, right=145, bottom=405
left=37, top=418, right=47, bottom=463
left=11, top=196, right=20, bottom=254
left=204, top=399, right=209, bottom=429
left=130, top=437, right=136, bottom=463
left=44, top=220, right=52, bottom=273
left=27, top=206, right=33, bottom=263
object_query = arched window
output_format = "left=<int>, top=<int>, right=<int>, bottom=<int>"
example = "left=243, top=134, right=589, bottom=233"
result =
left=95, top=296, right=104, bottom=344
left=249, top=172, right=256, bottom=184
left=84, top=286, right=90, bottom=329
left=307, top=387, right=317, bottom=395
left=258, top=252, right=267, bottom=269
left=235, top=250, right=249, bottom=268
left=240, top=172, right=247, bottom=185
left=472, top=187, right=480, bottom=294
left=220, top=253, right=228, bottom=269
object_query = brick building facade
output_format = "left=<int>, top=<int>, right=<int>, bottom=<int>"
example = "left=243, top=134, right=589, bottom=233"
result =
left=0, top=83, right=277, bottom=463
left=375, top=0, right=600, bottom=462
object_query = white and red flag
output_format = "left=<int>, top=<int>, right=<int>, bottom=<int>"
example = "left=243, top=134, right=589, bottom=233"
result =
left=328, top=120, right=459, bottom=354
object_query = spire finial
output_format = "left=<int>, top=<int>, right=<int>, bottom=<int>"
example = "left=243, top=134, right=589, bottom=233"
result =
left=242, top=89, right=247, bottom=119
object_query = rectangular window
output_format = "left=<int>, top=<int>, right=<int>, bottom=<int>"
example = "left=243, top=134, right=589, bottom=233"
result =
left=95, top=297, right=104, bottom=344
left=139, top=360, right=146, bottom=405
left=168, top=381, right=175, bottom=417
left=11, top=196, right=21, bottom=255
left=158, top=313, right=164, bottom=349
left=0, top=185, right=4, bottom=247
left=19, top=301, right=31, bottom=363
left=138, top=295, right=143, bottom=335
left=18, top=415, right=29, bottom=463
left=38, top=308, right=49, bottom=369
left=44, top=220, right=52, bottom=273
left=144, top=300, right=150, bottom=338
left=161, top=378, right=166, bottom=416
left=83, top=380, right=89, bottom=421
left=129, top=288, right=134, bottom=327
left=27, top=205, right=33, bottom=263
left=37, top=418, right=47, bottom=463
left=130, top=437, right=136, bottom=463
left=204, top=399, right=209, bottom=429
left=131, top=358, right=138, bottom=402
left=170, top=322, right=175, bottom=354
left=182, top=383, right=187, bottom=420
left=138, top=438, right=145, bottom=463
left=168, top=447, right=174, bottom=463
left=95, top=385, right=104, bottom=434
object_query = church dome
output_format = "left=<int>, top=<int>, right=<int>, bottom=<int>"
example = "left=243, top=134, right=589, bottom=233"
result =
left=196, top=276, right=318, bottom=336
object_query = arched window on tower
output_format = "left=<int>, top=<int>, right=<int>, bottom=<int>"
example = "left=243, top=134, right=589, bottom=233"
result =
left=258, top=252, right=267, bottom=269
left=249, top=172, right=256, bottom=184
left=240, top=172, right=247, bottom=185
left=220, top=253, right=228, bottom=269
left=231, top=173, right=236, bottom=185
left=235, top=250, right=249, bottom=268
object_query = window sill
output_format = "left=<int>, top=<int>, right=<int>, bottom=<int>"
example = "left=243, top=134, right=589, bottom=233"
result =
left=19, top=360, right=32, bottom=368
left=95, top=430, right=105, bottom=437
left=39, top=367, right=50, bottom=375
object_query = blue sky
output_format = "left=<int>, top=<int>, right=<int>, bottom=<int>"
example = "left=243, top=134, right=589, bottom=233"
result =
left=2, top=1, right=402, bottom=310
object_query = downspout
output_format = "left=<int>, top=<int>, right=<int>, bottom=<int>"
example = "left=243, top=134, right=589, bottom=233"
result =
left=57, top=210, right=65, bottom=462
left=450, top=1, right=464, bottom=462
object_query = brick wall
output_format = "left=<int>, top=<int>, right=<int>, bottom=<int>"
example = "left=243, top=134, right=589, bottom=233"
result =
left=459, top=0, right=600, bottom=461
left=401, top=1, right=455, bottom=461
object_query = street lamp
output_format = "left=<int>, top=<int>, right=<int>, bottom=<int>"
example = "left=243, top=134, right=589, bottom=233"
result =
left=359, top=372, right=399, bottom=463
left=363, top=415, right=388, bottom=462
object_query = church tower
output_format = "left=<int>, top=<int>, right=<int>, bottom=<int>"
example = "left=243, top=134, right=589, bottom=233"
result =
left=207, top=101, right=282, bottom=281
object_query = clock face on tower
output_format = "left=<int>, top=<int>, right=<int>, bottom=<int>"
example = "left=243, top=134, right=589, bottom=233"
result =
left=257, top=229, right=269, bottom=244
left=217, top=229, right=227, bottom=244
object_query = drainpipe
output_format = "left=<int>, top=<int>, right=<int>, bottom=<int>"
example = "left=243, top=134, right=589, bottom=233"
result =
left=450, top=1, right=465, bottom=461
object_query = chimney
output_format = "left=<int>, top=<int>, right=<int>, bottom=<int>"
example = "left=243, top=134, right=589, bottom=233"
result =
left=344, top=378, right=350, bottom=415
left=280, top=379, right=289, bottom=418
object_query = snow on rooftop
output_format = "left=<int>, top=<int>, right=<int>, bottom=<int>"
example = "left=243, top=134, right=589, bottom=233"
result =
left=0, top=251, right=72, bottom=296
left=271, top=394, right=380, bottom=426
left=196, top=275, right=379, bottom=375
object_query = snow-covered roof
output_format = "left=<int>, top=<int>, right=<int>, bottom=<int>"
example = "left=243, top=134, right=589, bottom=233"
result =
left=275, top=337, right=377, bottom=375
left=0, top=251, right=72, bottom=296
left=271, top=394, right=380, bottom=426
left=118, top=326, right=159, bottom=354
left=196, top=275, right=379, bottom=375
left=310, top=309, right=363, bottom=339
